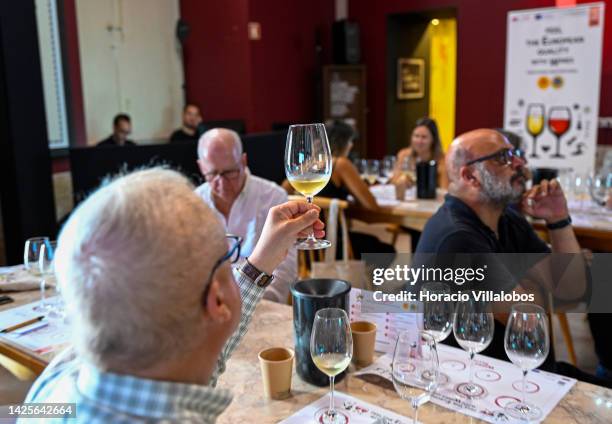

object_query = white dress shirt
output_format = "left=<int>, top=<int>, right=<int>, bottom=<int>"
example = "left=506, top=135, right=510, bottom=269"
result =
left=195, top=174, right=297, bottom=303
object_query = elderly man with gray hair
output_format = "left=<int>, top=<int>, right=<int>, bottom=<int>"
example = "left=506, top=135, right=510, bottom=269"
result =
left=20, top=168, right=324, bottom=423
left=196, top=128, right=297, bottom=303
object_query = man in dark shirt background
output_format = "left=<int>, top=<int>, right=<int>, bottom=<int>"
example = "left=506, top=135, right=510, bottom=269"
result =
left=169, top=104, right=204, bottom=144
left=97, top=114, right=136, bottom=147
left=415, top=129, right=608, bottom=385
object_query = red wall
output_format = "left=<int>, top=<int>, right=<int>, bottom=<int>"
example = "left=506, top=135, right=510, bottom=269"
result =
left=350, top=0, right=612, bottom=157
left=180, top=0, right=253, bottom=127
left=180, top=0, right=334, bottom=133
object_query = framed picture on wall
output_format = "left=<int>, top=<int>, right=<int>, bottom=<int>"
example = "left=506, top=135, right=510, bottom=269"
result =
left=397, top=58, right=425, bottom=100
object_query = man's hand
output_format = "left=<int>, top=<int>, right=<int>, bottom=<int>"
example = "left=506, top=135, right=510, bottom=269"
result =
left=249, top=201, right=325, bottom=274
left=521, top=179, right=570, bottom=224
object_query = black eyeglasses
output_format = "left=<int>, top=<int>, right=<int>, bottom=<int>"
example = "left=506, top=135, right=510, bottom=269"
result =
left=202, top=234, right=243, bottom=302
left=465, top=148, right=526, bottom=167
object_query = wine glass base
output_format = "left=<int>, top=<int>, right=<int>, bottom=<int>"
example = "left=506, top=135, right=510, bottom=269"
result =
left=455, top=382, right=487, bottom=399
left=314, top=408, right=349, bottom=424
left=551, top=154, right=565, bottom=158
left=295, top=238, right=331, bottom=250
left=529, top=154, right=539, bottom=159
left=504, top=401, right=543, bottom=421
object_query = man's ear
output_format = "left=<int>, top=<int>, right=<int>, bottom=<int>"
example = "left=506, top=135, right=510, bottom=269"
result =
left=203, top=280, right=232, bottom=324
left=197, top=158, right=207, bottom=177
left=241, top=152, right=248, bottom=168
left=460, top=166, right=480, bottom=188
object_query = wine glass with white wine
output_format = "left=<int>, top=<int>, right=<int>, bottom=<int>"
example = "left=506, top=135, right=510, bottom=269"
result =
left=310, top=308, right=353, bottom=424
left=285, top=123, right=333, bottom=249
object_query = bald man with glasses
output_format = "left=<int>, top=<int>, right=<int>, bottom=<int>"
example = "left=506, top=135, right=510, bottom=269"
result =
left=414, top=129, right=592, bottom=374
left=196, top=128, right=297, bottom=303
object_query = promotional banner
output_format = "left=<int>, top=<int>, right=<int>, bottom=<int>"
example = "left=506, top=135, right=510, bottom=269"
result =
left=503, top=3, right=605, bottom=173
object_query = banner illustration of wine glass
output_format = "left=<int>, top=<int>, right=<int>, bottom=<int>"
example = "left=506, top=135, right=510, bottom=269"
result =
left=548, top=106, right=571, bottom=159
left=525, top=104, right=545, bottom=158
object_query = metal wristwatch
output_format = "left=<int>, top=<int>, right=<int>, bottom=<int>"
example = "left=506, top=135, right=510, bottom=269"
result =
left=241, top=258, right=274, bottom=288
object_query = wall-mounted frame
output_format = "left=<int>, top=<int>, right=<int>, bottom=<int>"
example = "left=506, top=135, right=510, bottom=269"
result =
left=397, top=58, right=424, bottom=100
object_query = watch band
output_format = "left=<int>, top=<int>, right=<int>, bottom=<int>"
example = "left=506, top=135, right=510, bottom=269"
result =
left=241, top=258, right=274, bottom=288
left=546, top=215, right=572, bottom=230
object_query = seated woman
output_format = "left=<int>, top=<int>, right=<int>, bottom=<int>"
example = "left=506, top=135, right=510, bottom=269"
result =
left=393, top=117, right=448, bottom=189
left=391, top=117, right=447, bottom=253
left=283, top=120, right=395, bottom=259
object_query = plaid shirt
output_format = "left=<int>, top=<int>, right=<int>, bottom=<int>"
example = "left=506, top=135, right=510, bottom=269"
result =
left=19, top=264, right=265, bottom=423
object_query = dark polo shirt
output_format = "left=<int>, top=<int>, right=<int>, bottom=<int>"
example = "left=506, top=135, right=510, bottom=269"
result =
left=416, top=194, right=550, bottom=255
left=415, top=194, right=553, bottom=364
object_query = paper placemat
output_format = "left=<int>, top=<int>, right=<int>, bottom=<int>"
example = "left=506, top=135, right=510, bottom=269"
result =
left=0, top=265, right=48, bottom=292
left=0, top=298, right=70, bottom=357
left=349, top=289, right=423, bottom=354
left=280, top=391, right=415, bottom=424
left=354, top=346, right=576, bottom=424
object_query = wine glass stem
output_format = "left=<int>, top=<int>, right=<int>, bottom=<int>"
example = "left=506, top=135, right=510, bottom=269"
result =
left=306, top=196, right=316, bottom=242
left=522, top=369, right=528, bottom=405
left=329, top=375, right=335, bottom=416
left=413, top=405, right=419, bottom=424
left=40, top=279, right=46, bottom=304
left=469, top=350, right=475, bottom=387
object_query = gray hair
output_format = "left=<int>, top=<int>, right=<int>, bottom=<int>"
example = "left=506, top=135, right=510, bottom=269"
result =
left=197, top=128, right=243, bottom=160
left=475, top=162, right=524, bottom=205
left=55, top=168, right=226, bottom=370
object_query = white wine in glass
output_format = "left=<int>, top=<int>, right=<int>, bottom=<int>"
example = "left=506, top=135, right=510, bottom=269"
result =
left=285, top=123, right=333, bottom=250
left=310, top=308, right=353, bottom=424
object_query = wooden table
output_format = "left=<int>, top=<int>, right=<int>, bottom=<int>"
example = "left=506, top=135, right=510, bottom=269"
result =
left=347, top=189, right=612, bottom=251
left=1, top=294, right=611, bottom=422
left=216, top=301, right=612, bottom=423
left=0, top=290, right=47, bottom=374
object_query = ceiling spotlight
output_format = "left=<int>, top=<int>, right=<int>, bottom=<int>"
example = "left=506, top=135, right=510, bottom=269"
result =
left=431, top=18, right=440, bottom=26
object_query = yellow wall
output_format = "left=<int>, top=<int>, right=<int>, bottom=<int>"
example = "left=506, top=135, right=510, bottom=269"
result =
left=428, top=18, right=457, bottom=152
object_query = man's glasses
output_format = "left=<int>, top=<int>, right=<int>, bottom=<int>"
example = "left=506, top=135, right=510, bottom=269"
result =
left=203, top=234, right=243, bottom=302
left=204, top=168, right=241, bottom=181
left=465, top=148, right=526, bottom=167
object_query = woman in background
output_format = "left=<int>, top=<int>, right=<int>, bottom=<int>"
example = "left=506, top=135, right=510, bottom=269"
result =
left=283, top=120, right=394, bottom=258
left=393, top=117, right=448, bottom=189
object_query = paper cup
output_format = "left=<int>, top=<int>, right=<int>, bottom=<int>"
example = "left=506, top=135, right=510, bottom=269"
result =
left=351, top=321, right=377, bottom=366
left=258, top=347, right=294, bottom=400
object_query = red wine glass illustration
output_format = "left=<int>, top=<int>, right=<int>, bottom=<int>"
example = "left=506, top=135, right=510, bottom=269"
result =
left=548, top=107, right=571, bottom=159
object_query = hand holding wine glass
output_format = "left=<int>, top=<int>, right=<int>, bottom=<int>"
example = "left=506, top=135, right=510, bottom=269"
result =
left=310, top=308, right=353, bottom=424
left=504, top=304, right=549, bottom=421
left=392, top=330, right=439, bottom=424
left=285, top=123, right=333, bottom=250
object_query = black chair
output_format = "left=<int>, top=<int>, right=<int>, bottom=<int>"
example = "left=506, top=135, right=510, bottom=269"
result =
left=69, top=142, right=202, bottom=205
left=242, top=131, right=286, bottom=185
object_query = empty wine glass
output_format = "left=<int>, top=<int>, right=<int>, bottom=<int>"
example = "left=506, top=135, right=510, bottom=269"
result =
left=285, top=123, right=333, bottom=250
left=504, top=304, right=550, bottom=421
left=24, top=237, right=50, bottom=312
left=421, top=282, right=453, bottom=343
left=590, top=172, right=612, bottom=207
left=453, top=296, right=494, bottom=399
left=310, top=308, right=353, bottom=424
left=378, top=156, right=395, bottom=184
left=392, top=330, right=439, bottom=424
